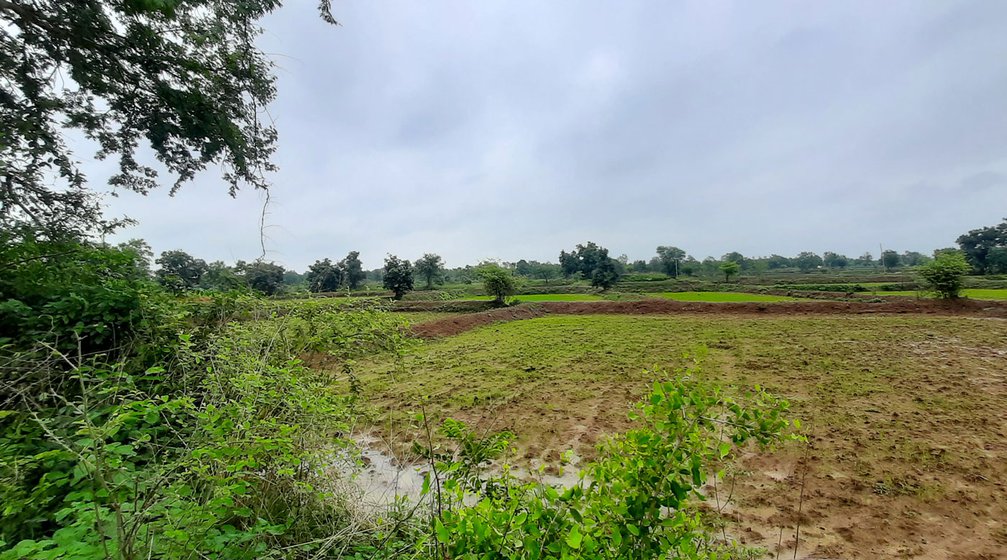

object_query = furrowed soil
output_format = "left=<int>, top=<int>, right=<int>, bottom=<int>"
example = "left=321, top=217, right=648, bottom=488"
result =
left=352, top=312, right=1007, bottom=559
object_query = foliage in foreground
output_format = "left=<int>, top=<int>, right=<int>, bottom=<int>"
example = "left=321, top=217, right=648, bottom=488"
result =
left=0, top=236, right=416, bottom=558
left=405, top=355, right=795, bottom=559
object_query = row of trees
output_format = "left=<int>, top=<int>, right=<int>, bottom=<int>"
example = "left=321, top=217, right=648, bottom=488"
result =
left=138, top=218, right=1007, bottom=298
left=306, top=252, right=365, bottom=292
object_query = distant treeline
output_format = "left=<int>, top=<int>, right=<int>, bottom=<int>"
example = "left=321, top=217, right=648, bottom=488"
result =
left=130, top=218, right=1007, bottom=296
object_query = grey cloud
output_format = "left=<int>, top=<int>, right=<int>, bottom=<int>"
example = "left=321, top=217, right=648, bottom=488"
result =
left=102, top=0, right=1007, bottom=270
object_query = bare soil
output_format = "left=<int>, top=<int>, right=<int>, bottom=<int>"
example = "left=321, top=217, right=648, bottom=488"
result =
left=411, top=299, right=1007, bottom=338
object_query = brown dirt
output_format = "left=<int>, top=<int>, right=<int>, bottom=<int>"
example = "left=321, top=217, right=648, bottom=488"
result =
left=411, top=299, right=1007, bottom=338
left=410, top=304, right=547, bottom=338
left=385, top=310, right=1007, bottom=558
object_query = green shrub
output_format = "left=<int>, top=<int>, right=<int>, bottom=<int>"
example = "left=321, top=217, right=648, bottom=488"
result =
left=476, top=264, right=518, bottom=305
left=919, top=252, right=971, bottom=299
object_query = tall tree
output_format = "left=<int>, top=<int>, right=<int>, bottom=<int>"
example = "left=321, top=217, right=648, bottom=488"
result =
left=880, top=250, right=901, bottom=271
left=559, top=250, right=579, bottom=278
left=116, top=238, right=153, bottom=278
left=956, top=219, right=1007, bottom=273
left=591, top=257, right=620, bottom=290
left=822, top=252, right=848, bottom=269
left=414, top=253, right=445, bottom=290
left=0, top=1, right=337, bottom=235
left=720, top=260, right=741, bottom=282
left=655, top=246, right=687, bottom=278
left=382, top=254, right=414, bottom=300
left=794, top=251, right=824, bottom=272
left=341, top=251, right=365, bottom=290
left=155, top=250, right=207, bottom=292
left=236, top=260, right=285, bottom=295
left=306, top=258, right=342, bottom=293
left=200, top=261, right=245, bottom=291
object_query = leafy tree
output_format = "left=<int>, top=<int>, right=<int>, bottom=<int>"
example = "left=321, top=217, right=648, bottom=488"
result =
left=529, top=262, right=561, bottom=284
left=575, top=242, right=607, bottom=278
left=236, top=260, right=285, bottom=295
left=558, top=250, right=579, bottom=278
left=631, top=259, right=649, bottom=272
left=919, top=252, right=971, bottom=299
left=477, top=263, right=517, bottom=305
left=822, top=252, right=848, bottom=269
left=340, top=251, right=365, bottom=290
left=881, top=250, right=901, bottom=271
left=855, top=252, right=875, bottom=267
left=306, top=258, right=343, bottom=293
left=155, top=250, right=208, bottom=293
left=794, top=251, right=823, bottom=272
left=901, top=251, right=929, bottom=267
left=655, top=246, right=687, bottom=278
left=591, top=257, right=620, bottom=290
left=0, top=1, right=338, bottom=235
left=987, top=247, right=1007, bottom=274
left=680, top=257, right=699, bottom=277
left=956, top=219, right=1007, bottom=273
left=722, top=252, right=749, bottom=271
left=283, top=270, right=307, bottom=286
left=382, top=254, right=414, bottom=300
left=720, top=260, right=741, bottom=282
left=116, top=238, right=154, bottom=278
left=414, top=253, right=446, bottom=290
left=200, top=261, right=245, bottom=291
left=766, top=254, right=791, bottom=270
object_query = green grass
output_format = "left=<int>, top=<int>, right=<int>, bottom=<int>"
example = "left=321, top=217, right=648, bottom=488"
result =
left=388, top=311, right=471, bottom=325
left=654, top=291, right=800, bottom=302
left=461, top=293, right=604, bottom=302
left=867, top=288, right=1007, bottom=300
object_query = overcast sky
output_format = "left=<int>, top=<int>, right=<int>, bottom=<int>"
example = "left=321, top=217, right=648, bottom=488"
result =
left=102, top=0, right=1007, bottom=271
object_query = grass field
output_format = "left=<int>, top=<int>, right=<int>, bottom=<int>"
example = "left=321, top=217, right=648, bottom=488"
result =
left=462, top=293, right=604, bottom=302
left=352, top=314, right=1007, bottom=558
left=654, top=291, right=800, bottom=302
left=867, top=288, right=1007, bottom=300
left=388, top=311, right=471, bottom=325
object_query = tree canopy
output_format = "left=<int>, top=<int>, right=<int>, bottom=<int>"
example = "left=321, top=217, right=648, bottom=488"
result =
left=382, top=254, right=414, bottom=300
left=414, top=253, right=446, bottom=290
left=0, top=0, right=336, bottom=235
left=956, top=218, right=1007, bottom=273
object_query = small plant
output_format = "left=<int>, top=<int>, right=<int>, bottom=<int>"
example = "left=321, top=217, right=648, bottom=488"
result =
left=919, top=251, right=970, bottom=299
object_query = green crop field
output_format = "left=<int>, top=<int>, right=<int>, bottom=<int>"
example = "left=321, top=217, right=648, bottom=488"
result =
left=654, top=291, right=800, bottom=302
left=462, top=293, right=604, bottom=302
left=867, top=288, right=1007, bottom=300
left=353, top=313, right=1007, bottom=558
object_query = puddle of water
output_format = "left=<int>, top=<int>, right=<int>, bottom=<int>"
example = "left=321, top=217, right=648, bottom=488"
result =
left=347, top=436, right=586, bottom=509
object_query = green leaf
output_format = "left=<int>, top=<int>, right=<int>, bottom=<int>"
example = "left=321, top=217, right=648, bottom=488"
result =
left=718, top=441, right=731, bottom=459
left=565, top=525, right=582, bottom=549
left=435, top=519, right=451, bottom=543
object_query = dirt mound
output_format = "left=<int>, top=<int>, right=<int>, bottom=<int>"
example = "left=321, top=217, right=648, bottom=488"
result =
left=411, top=304, right=547, bottom=338
left=411, top=298, right=1007, bottom=338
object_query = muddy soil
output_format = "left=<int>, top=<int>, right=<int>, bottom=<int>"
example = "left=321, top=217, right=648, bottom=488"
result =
left=411, top=299, right=1007, bottom=338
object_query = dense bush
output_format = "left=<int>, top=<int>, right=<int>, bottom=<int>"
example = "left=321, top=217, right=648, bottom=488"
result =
left=919, top=252, right=971, bottom=299
left=0, top=235, right=416, bottom=559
